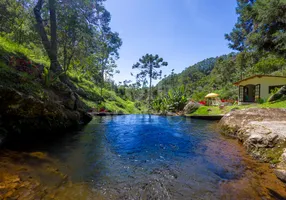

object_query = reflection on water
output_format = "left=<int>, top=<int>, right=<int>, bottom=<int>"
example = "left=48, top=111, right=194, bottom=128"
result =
left=1, top=115, right=286, bottom=199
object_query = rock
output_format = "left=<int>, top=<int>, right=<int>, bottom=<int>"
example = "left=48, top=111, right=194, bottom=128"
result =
left=281, top=149, right=286, bottom=162
left=220, top=108, right=286, bottom=135
left=0, top=127, right=7, bottom=145
left=0, top=85, right=92, bottom=142
left=76, top=88, right=88, bottom=98
left=183, top=101, right=200, bottom=114
left=238, top=121, right=284, bottom=150
left=166, top=112, right=177, bottom=116
left=220, top=109, right=286, bottom=149
left=274, top=169, right=286, bottom=182
left=80, top=110, right=93, bottom=124
left=220, top=108, right=286, bottom=181
left=268, top=85, right=286, bottom=102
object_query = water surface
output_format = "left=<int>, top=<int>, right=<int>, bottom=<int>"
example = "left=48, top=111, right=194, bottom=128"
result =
left=1, top=115, right=286, bottom=199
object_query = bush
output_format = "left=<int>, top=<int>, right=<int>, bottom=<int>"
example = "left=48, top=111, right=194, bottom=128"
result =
left=256, top=98, right=265, bottom=104
left=152, top=86, right=188, bottom=113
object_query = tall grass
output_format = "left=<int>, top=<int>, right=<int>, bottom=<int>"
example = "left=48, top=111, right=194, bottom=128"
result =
left=0, top=36, right=49, bottom=66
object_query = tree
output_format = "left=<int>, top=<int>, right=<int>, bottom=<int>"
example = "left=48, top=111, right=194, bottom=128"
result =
left=225, top=0, right=257, bottom=51
left=34, top=0, right=62, bottom=74
left=132, top=54, right=168, bottom=110
left=235, top=52, right=247, bottom=79
left=94, top=30, right=122, bottom=98
left=254, top=54, right=286, bottom=74
left=248, top=0, right=286, bottom=57
left=34, top=0, right=118, bottom=77
left=226, top=0, right=286, bottom=57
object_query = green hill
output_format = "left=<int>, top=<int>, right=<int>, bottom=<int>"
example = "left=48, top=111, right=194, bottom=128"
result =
left=0, top=36, right=145, bottom=115
left=158, top=52, right=286, bottom=101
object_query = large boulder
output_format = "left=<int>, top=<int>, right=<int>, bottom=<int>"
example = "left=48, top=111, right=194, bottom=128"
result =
left=183, top=101, right=200, bottom=114
left=220, top=108, right=286, bottom=134
left=0, top=85, right=92, bottom=143
left=268, top=85, right=286, bottom=102
left=220, top=108, right=286, bottom=182
left=275, top=149, right=286, bottom=182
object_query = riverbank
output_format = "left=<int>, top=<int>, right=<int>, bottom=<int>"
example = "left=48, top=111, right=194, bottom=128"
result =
left=220, top=108, right=286, bottom=182
left=0, top=37, right=147, bottom=145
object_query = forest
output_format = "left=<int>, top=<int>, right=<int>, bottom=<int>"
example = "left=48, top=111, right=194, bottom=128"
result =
left=155, top=0, right=286, bottom=113
left=0, top=0, right=286, bottom=115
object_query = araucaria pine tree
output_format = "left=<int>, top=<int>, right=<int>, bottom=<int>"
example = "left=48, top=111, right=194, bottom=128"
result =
left=132, top=54, right=168, bottom=111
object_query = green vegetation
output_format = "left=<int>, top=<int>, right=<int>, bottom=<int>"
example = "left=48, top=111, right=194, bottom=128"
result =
left=69, top=71, right=146, bottom=114
left=152, top=86, right=187, bottom=113
left=0, top=0, right=148, bottom=114
left=132, top=54, right=168, bottom=110
left=189, top=100, right=286, bottom=116
left=0, top=0, right=285, bottom=116
left=154, top=0, right=286, bottom=114
left=0, top=37, right=145, bottom=114
left=0, top=60, right=43, bottom=97
left=0, top=37, right=49, bottom=66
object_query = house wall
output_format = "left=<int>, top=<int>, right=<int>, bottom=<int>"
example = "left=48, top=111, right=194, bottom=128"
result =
left=238, top=77, right=286, bottom=100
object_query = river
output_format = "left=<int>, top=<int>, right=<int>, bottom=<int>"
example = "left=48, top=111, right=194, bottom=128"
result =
left=0, top=115, right=286, bottom=199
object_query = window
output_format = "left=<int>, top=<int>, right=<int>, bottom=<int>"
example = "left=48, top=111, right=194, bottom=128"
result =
left=269, top=85, right=284, bottom=94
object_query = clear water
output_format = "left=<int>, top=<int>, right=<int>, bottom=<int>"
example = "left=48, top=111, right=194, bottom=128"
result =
left=3, top=115, right=286, bottom=199
left=42, top=115, right=247, bottom=199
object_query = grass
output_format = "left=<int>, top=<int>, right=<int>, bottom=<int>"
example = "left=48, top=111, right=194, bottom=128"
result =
left=0, top=36, right=48, bottom=98
left=0, top=61, right=44, bottom=98
left=190, top=100, right=286, bottom=116
left=68, top=70, right=147, bottom=114
left=0, top=37, right=146, bottom=114
left=0, top=36, right=49, bottom=66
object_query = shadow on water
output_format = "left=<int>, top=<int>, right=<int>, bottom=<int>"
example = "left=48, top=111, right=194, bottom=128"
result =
left=1, top=115, right=286, bottom=200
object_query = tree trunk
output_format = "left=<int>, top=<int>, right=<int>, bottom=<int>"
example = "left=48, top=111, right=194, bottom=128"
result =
left=34, top=0, right=62, bottom=74
left=34, top=0, right=78, bottom=92
left=149, top=67, right=152, bottom=112
left=101, top=68, right=104, bottom=98
left=34, top=0, right=52, bottom=60
left=49, top=0, right=61, bottom=73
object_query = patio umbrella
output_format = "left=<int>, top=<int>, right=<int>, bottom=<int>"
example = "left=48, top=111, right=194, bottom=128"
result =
left=205, top=93, right=219, bottom=98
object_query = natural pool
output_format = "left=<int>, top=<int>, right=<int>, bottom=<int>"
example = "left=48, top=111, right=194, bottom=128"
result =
left=1, top=115, right=286, bottom=199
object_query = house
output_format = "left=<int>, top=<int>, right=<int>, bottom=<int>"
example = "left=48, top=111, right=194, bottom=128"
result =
left=234, top=75, right=286, bottom=104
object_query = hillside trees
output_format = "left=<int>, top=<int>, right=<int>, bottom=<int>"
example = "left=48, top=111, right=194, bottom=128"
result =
left=33, top=0, right=117, bottom=75
left=226, top=0, right=286, bottom=57
left=225, top=0, right=257, bottom=51
left=0, top=0, right=37, bottom=43
left=248, top=0, right=286, bottom=57
left=95, top=30, right=122, bottom=97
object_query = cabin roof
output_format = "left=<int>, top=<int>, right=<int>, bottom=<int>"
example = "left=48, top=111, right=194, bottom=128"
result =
left=233, top=75, right=286, bottom=86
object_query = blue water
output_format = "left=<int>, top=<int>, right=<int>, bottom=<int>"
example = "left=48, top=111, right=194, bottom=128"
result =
left=45, top=115, right=245, bottom=199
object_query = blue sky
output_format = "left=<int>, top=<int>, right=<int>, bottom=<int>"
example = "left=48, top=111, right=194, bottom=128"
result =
left=105, top=0, right=238, bottom=84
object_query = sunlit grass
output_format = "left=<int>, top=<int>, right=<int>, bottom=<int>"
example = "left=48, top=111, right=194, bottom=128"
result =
left=190, top=100, right=286, bottom=116
left=69, top=69, right=146, bottom=114
left=0, top=36, right=49, bottom=66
